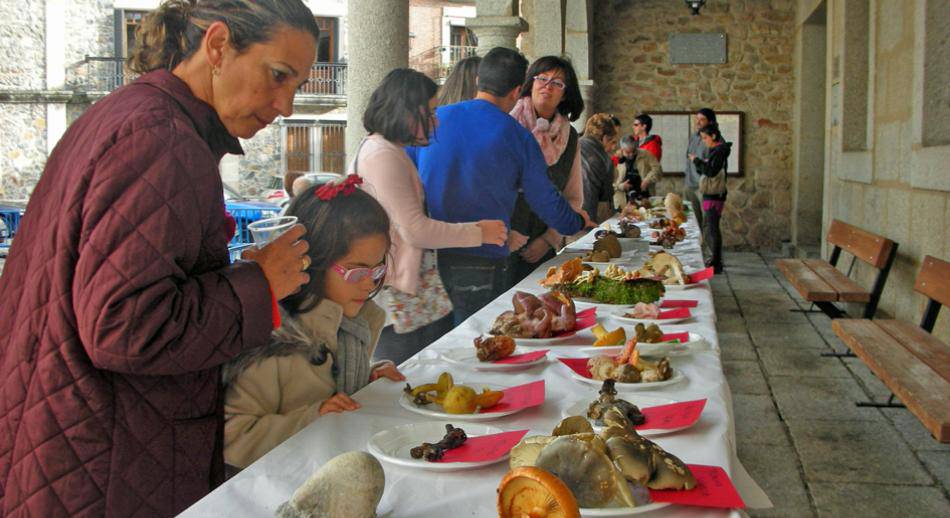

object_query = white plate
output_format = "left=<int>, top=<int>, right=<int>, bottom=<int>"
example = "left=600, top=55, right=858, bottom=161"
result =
left=609, top=308, right=692, bottom=325
left=580, top=333, right=705, bottom=357
left=399, top=382, right=523, bottom=421
left=440, top=346, right=547, bottom=371
left=367, top=421, right=510, bottom=472
left=568, top=368, right=687, bottom=391
left=581, top=502, right=671, bottom=516
left=562, top=398, right=694, bottom=436
left=513, top=333, right=576, bottom=346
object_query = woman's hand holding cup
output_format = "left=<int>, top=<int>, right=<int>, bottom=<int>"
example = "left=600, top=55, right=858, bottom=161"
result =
left=243, top=224, right=310, bottom=300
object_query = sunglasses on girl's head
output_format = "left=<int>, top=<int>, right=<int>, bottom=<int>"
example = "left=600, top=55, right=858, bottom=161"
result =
left=331, top=263, right=387, bottom=284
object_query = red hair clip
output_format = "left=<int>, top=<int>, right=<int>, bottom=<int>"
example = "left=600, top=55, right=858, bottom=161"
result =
left=315, top=174, right=363, bottom=201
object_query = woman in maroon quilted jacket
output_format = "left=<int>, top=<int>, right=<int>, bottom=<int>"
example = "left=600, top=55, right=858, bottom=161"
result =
left=0, top=1, right=318, bottom=515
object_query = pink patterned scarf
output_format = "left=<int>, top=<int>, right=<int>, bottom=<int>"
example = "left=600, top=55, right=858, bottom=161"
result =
left=510, top=97, right=571, bottom=166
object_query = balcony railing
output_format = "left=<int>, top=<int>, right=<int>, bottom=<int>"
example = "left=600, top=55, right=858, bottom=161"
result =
left=73, top=57, right=346, bottom=97
left=302, top=63, right=347, bottom=96
left=410, top=45, right=478, bottom=82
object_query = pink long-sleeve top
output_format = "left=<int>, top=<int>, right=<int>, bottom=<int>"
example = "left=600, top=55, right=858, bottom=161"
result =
left=350, top=134, right=482, bottom=295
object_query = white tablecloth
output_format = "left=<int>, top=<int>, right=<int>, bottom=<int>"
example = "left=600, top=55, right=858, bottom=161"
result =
left=183, top=216, right=771, bottom=517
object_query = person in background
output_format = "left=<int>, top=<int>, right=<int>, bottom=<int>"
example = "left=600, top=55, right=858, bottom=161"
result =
left=351, top=68, right=507, bottom=364
left=689, top=124, right=731, bottom=273
left=685, top=107, right=716, bottom=234
left=507, top=55, right=585, bottom=285
left=410, top=47, right=590, bottom=324
left=437, top=55, right=481, bottom=106
left=0, top=0, right=317, bottom=514
left=580, top=113, right=620, bottom=223
left=224, top=182, right=404, bottom=469
left=614, top=134, right=662, bottom=206
left=632, top=113, right=662, bottom=162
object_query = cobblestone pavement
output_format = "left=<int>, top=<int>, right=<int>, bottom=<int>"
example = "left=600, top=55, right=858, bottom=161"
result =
left=714, top=252, right=950, bottom=517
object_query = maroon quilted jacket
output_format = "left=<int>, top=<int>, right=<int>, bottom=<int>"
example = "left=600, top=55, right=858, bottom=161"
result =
left=0, top=70, right=274, bottom=516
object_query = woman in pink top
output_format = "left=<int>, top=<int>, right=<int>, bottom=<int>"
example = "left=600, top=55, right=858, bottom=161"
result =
left=350, top=69, right=507, bottom=363
left=507, top=56, right=586, bottom=285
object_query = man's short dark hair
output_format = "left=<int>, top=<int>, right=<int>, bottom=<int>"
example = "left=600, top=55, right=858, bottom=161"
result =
left=697, top=107, right=717, bottom=124
left=634, top=113, right=652, bottom=133
left=363, top=68, right=438, bottom=145
left=477, top=47, right=528, bottom=97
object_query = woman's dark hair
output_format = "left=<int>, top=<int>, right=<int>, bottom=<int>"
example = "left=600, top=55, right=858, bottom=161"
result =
left=518, top=56, right=585, bottom=122
left=129, top=0, right=320, bottom=73
left=697, top=107, right=717, bottom=124
left=634, top=113, right=653, bottom=133
left=438, top=55, right=481, bottom=106
left=610, top=115, right=622, bottom=128
left=280, top=186, right=391, bottom=315
left=699, top=123, right=724, bottom=142
left=363, top=68, right=438, bottom=145
left=477, top=47, right=528, bottom=97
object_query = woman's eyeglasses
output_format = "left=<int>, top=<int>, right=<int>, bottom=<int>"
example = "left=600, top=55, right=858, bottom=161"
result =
left=331, top=263, right=387, bottom=284
left=533, top=75, right=566, bottom=90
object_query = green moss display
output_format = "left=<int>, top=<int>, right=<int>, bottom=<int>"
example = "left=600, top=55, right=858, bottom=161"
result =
left=557, top=278, right=665, bottom=305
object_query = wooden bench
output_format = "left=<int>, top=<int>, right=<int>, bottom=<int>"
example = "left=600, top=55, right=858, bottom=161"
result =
left=832, top=256, right=950, bottom=442
left=777, top=219, right=898, bottom=320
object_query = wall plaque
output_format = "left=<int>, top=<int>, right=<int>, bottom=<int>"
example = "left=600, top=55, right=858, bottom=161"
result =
left=669, top=33, right=727, bottom=64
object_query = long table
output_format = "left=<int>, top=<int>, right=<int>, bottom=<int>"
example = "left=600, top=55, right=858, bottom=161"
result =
left=183, top=216, right=771, bottom=517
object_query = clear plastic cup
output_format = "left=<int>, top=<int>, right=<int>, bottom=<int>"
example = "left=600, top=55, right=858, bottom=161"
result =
left=248, top=216, right=298, bottom=247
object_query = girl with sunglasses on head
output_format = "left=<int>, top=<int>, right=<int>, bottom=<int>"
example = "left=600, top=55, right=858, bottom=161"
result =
left=222, top=177, right=404, bottom=470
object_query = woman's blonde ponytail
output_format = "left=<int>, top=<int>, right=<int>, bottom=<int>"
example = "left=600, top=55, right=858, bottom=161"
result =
left=127, top=0, right=195, bottom=74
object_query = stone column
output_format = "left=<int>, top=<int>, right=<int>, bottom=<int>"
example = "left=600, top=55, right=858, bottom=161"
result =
left=45, top=0, right=67, bottom=154
left=345, top=0, right=408, bottom=162
left=565, top=0, right=594, bottom=131
left=468, top=0, right=527, bottom=55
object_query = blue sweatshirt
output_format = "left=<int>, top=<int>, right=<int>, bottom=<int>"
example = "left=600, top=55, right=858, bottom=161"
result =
left=408, top=99, right=583, bottom=259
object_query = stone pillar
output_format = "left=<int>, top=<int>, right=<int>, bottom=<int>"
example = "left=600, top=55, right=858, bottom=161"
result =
left=564, top=0, right=594, bottom=131
left=45, top=0, right=67, bottom=154
left=345, top=0, right=408, bottom=162
left=468, top=0, right=527, bottom=55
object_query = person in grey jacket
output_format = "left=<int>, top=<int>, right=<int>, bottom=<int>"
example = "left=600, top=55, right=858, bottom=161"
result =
left=684, top=108, right=716, bottom=234
left=580, top=113, right=619, bottom=223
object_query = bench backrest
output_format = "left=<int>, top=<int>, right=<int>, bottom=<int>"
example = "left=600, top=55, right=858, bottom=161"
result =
left=826, top=219, right=896, bottom=270
left=917, top=255, right=950, bottom=303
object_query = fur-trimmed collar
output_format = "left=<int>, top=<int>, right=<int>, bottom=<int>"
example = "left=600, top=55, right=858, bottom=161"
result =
left=222, top=299, right=385, bottom=385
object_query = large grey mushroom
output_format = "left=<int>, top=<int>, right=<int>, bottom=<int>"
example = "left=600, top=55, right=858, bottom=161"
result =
left=534, top=436, right=636, bottom=509
left=275, top=451, right=385, bottom=518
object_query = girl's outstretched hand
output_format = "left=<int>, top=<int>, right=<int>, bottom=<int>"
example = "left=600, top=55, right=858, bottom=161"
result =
left=370, top=362, right=405, bottom=382
left=319, top=392, right=361, bottom=415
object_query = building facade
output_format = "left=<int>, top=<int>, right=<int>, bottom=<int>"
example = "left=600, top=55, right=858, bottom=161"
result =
left=0, top=0, right=474, bottom=200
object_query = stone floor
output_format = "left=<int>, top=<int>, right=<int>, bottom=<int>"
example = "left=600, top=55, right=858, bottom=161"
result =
left=715, top=252, right=950, bottom=517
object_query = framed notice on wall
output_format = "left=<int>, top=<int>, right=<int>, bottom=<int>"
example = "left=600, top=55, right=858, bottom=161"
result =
left=644, top=111, right=744, bottom=177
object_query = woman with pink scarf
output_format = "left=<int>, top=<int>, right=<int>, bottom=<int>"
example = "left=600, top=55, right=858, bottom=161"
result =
left=507, top=56, right=586, bottom=286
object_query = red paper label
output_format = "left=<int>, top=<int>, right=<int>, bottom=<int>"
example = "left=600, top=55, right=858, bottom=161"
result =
left=660, top=299, right=698, bottom=308
left=659, top=332, right=691, bottom=343
left=636, top=399, right=706, bottom=430
left=493, top=349, right=549, bottom=364
left=437, top=429, right=529, bottom=463
left=648, top=465, right=745, bottom=509
left=686, top=267, right=715, bottom=283
left=557, top=358, right=593, bottom=379
left=658, top=308, right=691, bottom=320
left=486, top=380, right=546, bottom=412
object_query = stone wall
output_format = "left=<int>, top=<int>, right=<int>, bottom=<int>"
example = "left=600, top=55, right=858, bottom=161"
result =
left=0, top=0, right=45, bottom=90
left=64, top=0, right=115, bottom=90
left=815, top=0, right=950, bottom=342
left=591, top=0, right=796, bottom=249
left=0, top=105, right=47, bottom=200
left=238, top=126, right=281, bottom=197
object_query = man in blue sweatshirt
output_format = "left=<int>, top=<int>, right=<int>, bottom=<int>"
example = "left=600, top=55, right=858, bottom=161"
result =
left=409, top=47, right=591, bottom=324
